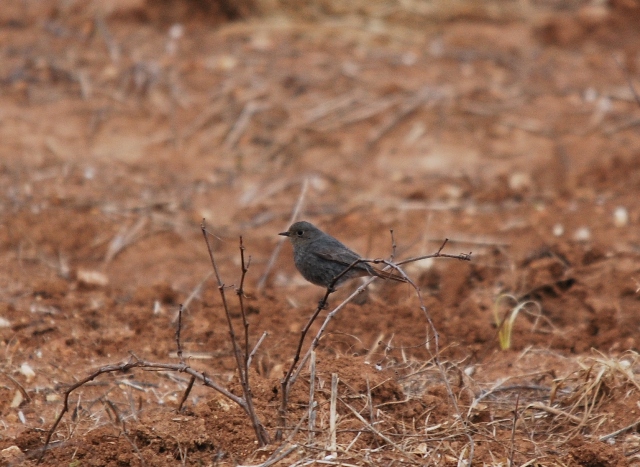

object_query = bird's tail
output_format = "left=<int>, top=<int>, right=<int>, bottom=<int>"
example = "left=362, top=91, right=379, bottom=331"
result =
left=371, top=268, right=408, bottom=283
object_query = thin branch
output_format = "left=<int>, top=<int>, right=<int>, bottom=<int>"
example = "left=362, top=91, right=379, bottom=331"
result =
left=340, top=398, right=414, bottom=459
left=237, top=236, right=251, bottom=381
left=329, top=373, right=338, bottom=455
left=201, top=220, right=269, bottom=446
left=288, top=275, right=370, bottom=387
left=308, top=351, right=317, bottom=443
left=224, top=100, right=267, bottom=150
left=177, top=376, right=196, bottom=413
left=366, top=86, right=439, bottom=151
left=388, top=229, right=397, bottom=262
left=366, top=376, right=375, bottom=424
left=283, top=239, right=471, bottom=439
left=525, top=401, right=583, bottom=424
left=173, top=271, right=213, bottom=322
left=508, top=393, right=520, bottom=467
left=174, top=304, right=195, bottom=412
left=175, top=304, right=185, bottom=365
left=247, top=331, right=268, bottom=369
left=613, top=54, right=640, bottom=108
left=279, top=298, right=327, bottom=433
left=396, top=238, right=472, bottom=265
left=599, top=418, right=640, bottom=442
left=279, top=254, right=382, bottom=425
left=38, top=355, right=246, bottom=463
left=257, top=177, right=309, bottom=293
left=0, top=371, right=31, bottom=404
left=202, top=220, right=246, bottom=381
left=104, top=216, right=149, bottom=263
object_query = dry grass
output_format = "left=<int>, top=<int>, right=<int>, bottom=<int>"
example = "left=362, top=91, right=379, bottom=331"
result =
left=245, top=350, right=640, bottom=466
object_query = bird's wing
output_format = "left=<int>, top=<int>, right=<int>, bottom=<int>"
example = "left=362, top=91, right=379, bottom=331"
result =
left=312, top=242, right=363, bottom=267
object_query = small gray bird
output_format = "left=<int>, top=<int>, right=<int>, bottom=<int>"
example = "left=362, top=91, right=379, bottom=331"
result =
left=279, top=221, right=407, bottom=289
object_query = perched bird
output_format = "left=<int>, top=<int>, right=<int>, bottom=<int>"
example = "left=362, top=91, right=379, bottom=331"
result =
left=279, top=221, right=407, bottom=289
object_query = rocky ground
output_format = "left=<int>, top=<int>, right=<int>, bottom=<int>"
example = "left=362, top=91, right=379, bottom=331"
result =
left=1, top=1, right=640, bottom=465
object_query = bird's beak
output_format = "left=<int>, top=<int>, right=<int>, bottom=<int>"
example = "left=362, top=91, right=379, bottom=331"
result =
left=279, top=231, right=290, bottom=237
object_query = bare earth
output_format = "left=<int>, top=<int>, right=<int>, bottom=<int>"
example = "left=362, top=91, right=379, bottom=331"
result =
left=1, top=1, right=640, bottom=465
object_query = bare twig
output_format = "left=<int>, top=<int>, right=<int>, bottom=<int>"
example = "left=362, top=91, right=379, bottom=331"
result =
left=378, top=251, right=466, bottom=428
left=366, top=376, right=375, bottom=425
left=315, top=94, right=400, bottom=132
left=177, top=376, right=196, bottom=413
left=329, top=373, right=338, bottom=456
left=241, top=410, right=310, bottom=467
left=104, top=216, right=149, bottom=263
left=613, top=54, right=640, bottom=108
left=508, top=393, right=520, bottom=467
left=308, top=351, right=317, bottom=443
left=94, top=12, right=120, bottom=62
left=396, top=239, right=472, bottom=265
left=280, top=254, right=381, bottom=425
left=291, top=240, right=471, bottom=378
left=389, top=229, right=397, bottom=261
left=174, top=304, right=196, bottom=412
left=175, top=305, right=185, bottom=365
left=38, top=355, right=245, bottom=463
left=525, top=401, right=583, bottom=424
left=202, top=220, right=269, bottom=446
left=237, top=236, right=251, bottom=379
left=279, top=295, right=327, bottom=432
left=224, top=100, right=268, bottom=150
left=599, top=418, right=640, bottom=441
left=341, top=398, right=414, bottom=458
left=173, top=271, right=213, bottom=322
left=35, top=223, right=347, bottom=461
left=247, top=332, right=268, bottom=369
left=366, top=86, right=439, bottom=151
left=1, top=371, right=31, bottom=404
left=281, top=239, right=471, bottom=438
left=257, top=177, right=309, bottom=292
left=302, top=89, right=365, bottom=125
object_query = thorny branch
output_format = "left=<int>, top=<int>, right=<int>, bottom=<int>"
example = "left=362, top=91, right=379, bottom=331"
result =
left=201, top=220, right=269, bottom=446
left=279, top=237, right=472, bottom=446
left=38, top=224, right=271, bottom=462
left=37, top=353, right=245, bottom=463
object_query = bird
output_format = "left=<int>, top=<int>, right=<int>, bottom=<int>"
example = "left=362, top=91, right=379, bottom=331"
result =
left=279, top=221, right=407, bottom=290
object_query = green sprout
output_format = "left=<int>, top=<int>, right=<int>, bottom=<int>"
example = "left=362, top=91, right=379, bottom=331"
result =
left=493, top=294, right=541, bottom=350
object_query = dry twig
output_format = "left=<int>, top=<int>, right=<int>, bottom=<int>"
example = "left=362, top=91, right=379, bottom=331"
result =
left=38, top=225, right=271, bottom=462
left=279, top=237, right=472, bottom=453
left=202, top=221, right=269, bottom=446
left=257, top=177, right=309, bottom=292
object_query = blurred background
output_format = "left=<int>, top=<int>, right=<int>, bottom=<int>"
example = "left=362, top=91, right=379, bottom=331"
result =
left=1, top=1, right=640, bottom=464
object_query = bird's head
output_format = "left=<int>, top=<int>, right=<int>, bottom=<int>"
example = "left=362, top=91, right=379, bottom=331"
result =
left=279, top=221, right=322, bottom=246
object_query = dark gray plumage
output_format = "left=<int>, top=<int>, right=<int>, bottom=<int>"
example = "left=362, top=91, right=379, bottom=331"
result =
left=279, top=221, right=406, bottom=289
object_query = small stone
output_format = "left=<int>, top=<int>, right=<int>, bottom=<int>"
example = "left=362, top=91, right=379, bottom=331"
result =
left=10, top=391, right=24, bottom=408
left=77, top=269, right=109, bottom=287
left=0, top=446, right=23, bottom=463
left=508, top=172, right=533, bottom=192
left=573, top=227, right=591, bottom=242
left=46, top=393, right=61, bottom=402
left=552, top=223, right=564, bottom=237
left=20, top=362, right=35, bottom=382
left=613, top=206, right=629, bottom=227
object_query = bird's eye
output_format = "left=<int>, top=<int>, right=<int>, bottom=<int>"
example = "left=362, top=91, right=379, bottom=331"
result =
left=296, top=230, right=304, bottom=236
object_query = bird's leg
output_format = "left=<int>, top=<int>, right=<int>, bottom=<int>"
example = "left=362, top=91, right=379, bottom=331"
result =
left=318, top=287, right=335, bottom=310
